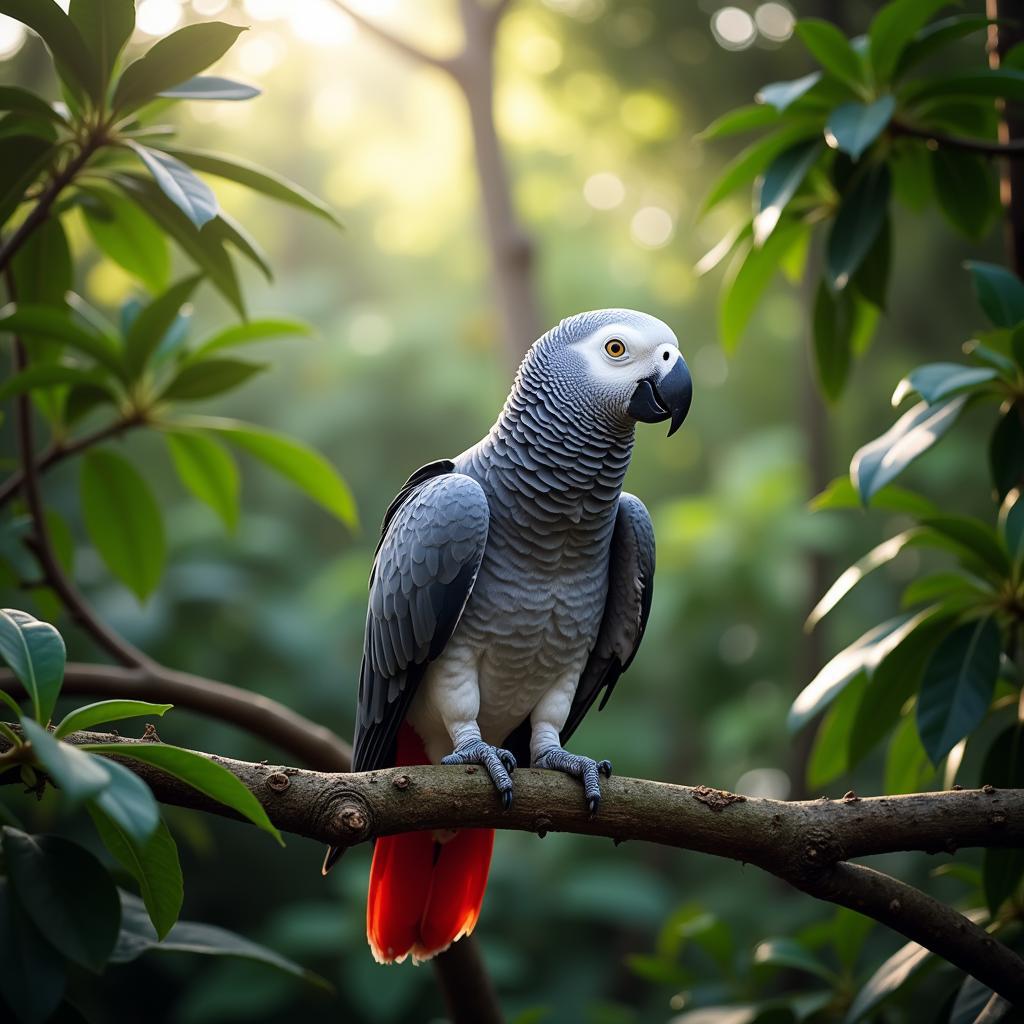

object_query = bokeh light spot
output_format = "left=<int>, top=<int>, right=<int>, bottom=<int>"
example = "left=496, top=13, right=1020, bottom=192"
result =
left=192, top=0, right=228, bottom=14
left=236, top=33, right=283, bottom=76
left=290, top=0, right=355, bottom=47
left=583, top=172, right=625, bottom=210
left=620, top=90, right=679, bottom=140
left=244, top=0, right=285, bottom=19
left=736, top=767, right=791, bottom=800
left=711, top=6, right=756, bottom=50
left=719, top=622, right=758, bottom=664
left=755, top=2, right=795, bottom=42
left=693, top=344, right=729, bottom=388
left=630, top=206, right=674, bottom=249
left=136, top=0, right=183, bottom=37
left=348, top=310, right=394, bottom=356
left=0, top=15, right=26, bottom=59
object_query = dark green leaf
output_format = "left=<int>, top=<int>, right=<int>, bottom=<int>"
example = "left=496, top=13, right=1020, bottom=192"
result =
left=0, top=363, right=110, bottom=402
left=754, top=140, right=821, bottom=245
left=176, top=416, right=358, bottom=527
left=917, top=617, right=1001, bottom=763
left=827, top=164, right=890, bottom=290
left=2, top=826, right=121, bottom=971
left=896, top=15, right=995, bottom=78
left=990, top=405, right=1024, bottom=501
left=966, top=261, right=1024, bottom=327
left=127, top=142, right=218, bottom=229
left=1012, top=325, right=1024, bottom=368
left=192, top=317, right=313, bottom=358
left=795, top=19, right=865, bottom=87
left=752, top=937, right=838, bottom=983
left=55, top=700, right=172, bottom=740
left=825, top=97, right=895, bottom=161
left=918, top=515, right=1011, bottom=579
left=204, top=211, right=272, bottom=280
left=846, top=935, right=931, bottom=1021
left=83, top=743, right=282, bottom=844
left=0, top=608, right=65, bottom=724
left=0, top=135, right=55, bottom=228
left=807, top=673, right=867, bottom=787
left=850, top=397, right=965, bottom=503
left=11, top=211, right=70, bottom=306
left=809, top=476, right=938, bottom=516
left=901, top=570, right=994, bottom=610
left=0, top=85, right=65, bottom=123
left=157, top=146, right=340, bottom=226
left=0, top=877, right=66, bottom=1024
left=931, top=149, right=998, bottom=240
left=164, top=430, right=239, bottom=530
left=158, top=75, right=259, bottom=101
left=812, top=282, right=854, bottom=401
left=80, top=450, right=166, bottom=601
left=90, top=813, right=182, bottom=940
left=698, top=103, right=780, bottom=138
left=20, top=718, right=110, bottom=803
left=851, top=217, right=890, bottom=309
left=979, top=725, right=1024, bottom=914
left=66, top=382, right=117, bottom=425
left=69, top=0, right=134, bottom=96
left=90, top=757, right=160, bottom=845
left=756, top=72, right=822, bottom=111
left=0, top=304, right=123, bottom=377
left=951, top=979, right=1010, bottom=1024
left=999, top=488, right=1024, bottom=566
left=893, top=362, right=999, bottom=406
left=906, top=68, right=1024, bottom=104
left=869, top=0, right=951, bottom=81
left=160, top=357, right=265, bottom=402
left=81, top=186, right=170, bottom=293
left=124, top=274, right=201, bottom=379
left=885, top=712, right=936, bottom=794
left=112, top=22, right=247, bottom=115
left=0, top=0, right=99, bottom=103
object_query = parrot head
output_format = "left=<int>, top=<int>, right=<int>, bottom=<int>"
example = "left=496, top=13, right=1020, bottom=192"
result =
left=531, top=308, right=693, bottom=436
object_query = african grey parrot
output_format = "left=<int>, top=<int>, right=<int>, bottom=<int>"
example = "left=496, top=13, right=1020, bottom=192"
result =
left=327, top=309, right=692, bottom=964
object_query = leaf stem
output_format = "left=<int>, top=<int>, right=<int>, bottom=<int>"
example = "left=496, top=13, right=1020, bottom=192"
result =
left=890, top=119, right=1024, bottom=157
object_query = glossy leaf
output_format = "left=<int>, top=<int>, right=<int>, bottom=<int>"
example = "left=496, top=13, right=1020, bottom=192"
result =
left=2, top=827, right=121, bottom=972
left=868, top=0, right=951, bottom=81
left=54, top=699, right=173, bottom=740
left=157, top=146, right=340, bottom=226
left=756, top=72, right=822, bottom=111
left=20, top=718, right=111, bottom=803
left=0, top=608, right=65, bottom=724
left=0, top=85, right=65, bottom=123
left=850, top=397, right=966, bottom=504
left=795, top=19, right=864, bottom=87
left=917, top=617, right=1001, bottom=764
left=846, top=934, right=931, bottom=1021
left=192, top=317, right=313, bottom=358
left=81, top=187, right=170, bottom=293
left=979, top=725, right=1024, bottom=914
left=0, top=303, right=123, bottom=377
left=160, top=357, right=266, bottom=402
left=966, top=260, right=1024, bottom=327
left=158, top=75, right=259, bottom=101
left=179, top=415, right=358, bottom=527
left=164, top=430, right=239, bottom=530
left=754, top=140, right=821, bottom=245
left=124, top=275, right=201, bottom=378
left=891, top=362, right=999, bottom=406
left=931, top=150, right=998, bottom=240
left=69, top=0, right=134, bottom=95
left=990, top=406, right=1024, bottom=501
left=127, top=142, right=218, bottom=229
left=825, top=97, right=895, bottom=161
left=82, top=743, right=282, bottom=844
left=81, top=450, right=166, bottom=601
left=113, top=22, right=247, bottom=114
left=90, top=756, right=160, bottom=846
left=827, top=164, right=890, bottom=290
left=698, top=103, right=780, bottom=138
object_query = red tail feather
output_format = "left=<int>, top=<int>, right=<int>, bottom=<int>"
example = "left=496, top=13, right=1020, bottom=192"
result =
left=367, top=724, right=495, bottom=964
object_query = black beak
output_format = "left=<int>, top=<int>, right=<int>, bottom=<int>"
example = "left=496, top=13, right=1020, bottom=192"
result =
left=627, top=357, right=693, bottom=436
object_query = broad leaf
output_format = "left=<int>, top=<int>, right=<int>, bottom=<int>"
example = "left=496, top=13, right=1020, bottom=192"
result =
left=754, top=140, right=821, bottom=245
left=0, top=608, right=65, bottom=724
left=998, top=488, right=1024, bottom=565
left=846, top=935, right=931, bottom=1021
left=20, top=718, right=110, bottom=804
left=81, top=450, right=166, bottom=601
left=918, top=515, right=1011, bottom=579
left=2, top=827, right=121, bottom=972
left=891, top=362, right=999, bottom=406
left=158, top=76, right=259, bottom=101
left=868, top=0, right=951, bottom=81
left=698, top=103, right=780, bottom=138
left=124, top=274, right=201, bottom=378
left=916, top=617, right=1001, bottom=764
left=0, top=303, right=123, bottom=377
left=90, top=813, right=182, bottom=940
left=0, top=136, right=56, bottom=229
left=752, top=937, right=838, bottom=983
left=11, top=207, right=71, bottom=306
left=809, top=476, right=938, bottom=516
left=812, top=283, right=863, bottom=401
left=852, top=216, right=890, bottom=309
left=850, top=397, right=966, bottom=503
left=160, top=357, right=266, bottom=402
left=931, top=149, right=998, bottom=240
left=825, top=97, right=895, bottom=161
left=82, top=742, right=282, bottom=844
left=906, top=68, right=1024, bottom=104
left=54, top=699, right=172, bottom=740
left=896, top=15, right=995, bottom=78
left=990, top=406, right=1024, bottom=501
left=192, top=317, right=313, bottom=358
left=950, top=979, right=1010, bottom=1024
left=203, top=211, right=272, bottom=280
left=81, top=187, right=171, bottom=293
left=69, top=0, right=134, bottom=96
left=756, top=72, right=821, bottom=111
left=795, top=19, right=864, bottom=87
left=126, top=142, right=218, bottom=230
left=966, top=260, right=1024, bottom=327
left=827, top=164, right=890, bottom=290
left=885, top=712, right=936, bottom=795
left=179, top=415, right=358, bottom=527
left=0, top=85, right=65, bottom=123
left=112, top=22, right=247, bottom=114
left=807, top=674, right=867, bottom=787
left=0, top=362, right=111, bottom=402
left=164, top=429, right=239, bottom=530
left=90, top=756, right=160, bottom=845
left=978, top=725, right=1024, bottom=915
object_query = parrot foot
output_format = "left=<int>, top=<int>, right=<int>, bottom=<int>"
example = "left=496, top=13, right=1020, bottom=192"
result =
left=535, top=746, right=612, bottom=814
left=441, top=740, right=517, bottom=809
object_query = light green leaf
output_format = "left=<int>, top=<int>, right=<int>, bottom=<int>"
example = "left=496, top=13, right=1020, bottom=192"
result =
left=884, top=712, right=937, bottom=796
left=54, top=699, right=173, bottom=740
left=163, top=429, right=239, bottom=530
left=81, top=450, right=166, bottom=601
left=0, top=303, right=123, bottom=377
left=697, top=103, right=780, bottom=139
left=126, top=142, right=218, bottom=230
left=191, top=317, right=313, bottom=358
left=807, top=673, right=867, bottom=787
left=81, top=187, right=170, bottom=293
left=825, top=97, right=895, bottom=161
left=20, top=718, right=110, bottom=804
left=158, top=76, right=259, bottom=101
left=809, top=476, right=938, bottom=516
left=795, top=19, right=865, bottom=87
left=0, top=609, right=65, bottom=724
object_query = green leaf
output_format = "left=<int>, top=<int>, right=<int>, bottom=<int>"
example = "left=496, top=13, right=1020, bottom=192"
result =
left=752, top=937, right=839, bottom=983
left=809, top=476, right=938, bottom=516
left=90, top=756, right=160, bottom=845
left=203, top=211, right=272, bottom=280
left=90, top=812, right=182, bottom=940
left=160, top=357, right=266, bottom=402
left=0, top=363, right=110, bottom=403
left=868, top=0, right=951, bottom=82
left=124, top=274, right=201, bottom=379
left=11, top=214, right=71, bottom=307
left=81, top=187, right=171, bottom=293
left=901, top=570, right=993, bottom=609
left=930, top=150, right=998, bottom=240
left=825, top=97, right=896, bottom=161
left=0, top=877, right=66, bottom=1024
left=0, top=0, right=99, bottom=103
left=756, top=72, right=822, bottom=111
left=112, top=22, right=247, bottom=115
left=998, top=488, right=1024, bottom=566
left=192, top=317, right=313, bottom=358
left=827, top=164, right=890, bottom=290
left=158, top=76, right=259, bottom=101
left=126, top=142, right=218, bottom=230
left=979, top=725, right=1024, bottom=915
left=2, top=826, right=121, bottom=971
left=111, top=891, right=325, bottom=986
left=81, top=450, right=166, bottom=601
left=885, top=712, right=936, bottom=795
left=0, top=608, right=65, bottom=724
left=846, top=933, right=931, bottom=1022
left=754, top=140, right=821, bottom=245
left=990, top=405, right=1024, bottom=502
left=795, top=19, right=865, bottom=87
left=69, top=0, right=134, bottom=97
left=917, top=617, right=1001, bottom=764
left=789, top=609, right=937, bottom=732
left=807, top=673, right=867, bottom=788
left=66, top=382, right=117, bottom=425
left=966, top=261, right=1024, bottom=327
left=0, top=303, right=123, bottom=377
left=156, top=146, right=340, bottom=226
left=20, top=718, right=110, bottom=804
left=896, top=15, right=995, bottom=79
left=918, top=515, right=1011, bottom=579
left=54, top=699, right=173, bottom=740
left=0, top=85, right=65, bottom=123
left=811, top=282, right=855, bottom=401
left=950, top=979, right=1010, bottom=1024
left=178, top=416, right=359, bottom=528
left=851, top=216, right=890, bottom=310
left=82, top=742, right=283, bottom=844
left=163, top=430, right=239, bottom=530
left=0, top=136, right=55, bottom=228
left=697, top=103, right=780, bottom=139
left=850, top=397, right=966, bottom=503
left=906, top=68, right=1024, bottom=104
left=892, top=362, right=999, bottom=406
left=719, top=222, right=805, bottom=352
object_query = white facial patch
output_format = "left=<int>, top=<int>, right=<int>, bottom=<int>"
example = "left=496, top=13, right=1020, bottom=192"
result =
left=570, top=317, right=681, bottom=387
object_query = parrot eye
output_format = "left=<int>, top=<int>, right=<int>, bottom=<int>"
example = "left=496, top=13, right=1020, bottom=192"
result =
left=604, top=339, right=627, bottom=358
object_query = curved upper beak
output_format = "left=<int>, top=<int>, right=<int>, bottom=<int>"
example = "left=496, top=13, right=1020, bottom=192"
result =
left=627, top=355, right=693, bottom=436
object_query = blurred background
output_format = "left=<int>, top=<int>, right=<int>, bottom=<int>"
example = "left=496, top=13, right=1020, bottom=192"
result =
left=0, top=1, right=1007, bottom=1020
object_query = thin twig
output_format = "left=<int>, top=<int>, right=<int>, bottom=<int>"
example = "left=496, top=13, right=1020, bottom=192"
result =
left=890, top=118, right=1024, bottom=156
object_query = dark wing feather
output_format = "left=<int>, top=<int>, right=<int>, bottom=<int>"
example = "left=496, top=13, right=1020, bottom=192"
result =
left=352, top=465, right=488, bottom=772
left=560, top=492, right=655, bottom=745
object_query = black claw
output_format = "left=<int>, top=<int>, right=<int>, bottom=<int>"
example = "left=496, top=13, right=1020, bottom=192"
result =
left=501, top=789, right=513, bottom=811
left=587, top=795, right=600, bottom=815
left=599, top=760, right=613, bottom=778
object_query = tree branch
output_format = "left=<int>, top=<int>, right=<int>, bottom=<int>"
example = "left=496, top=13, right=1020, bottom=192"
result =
left=7, top=729, right=1022, bottom=1004
left=890, top=119, right=1024, bottom=156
